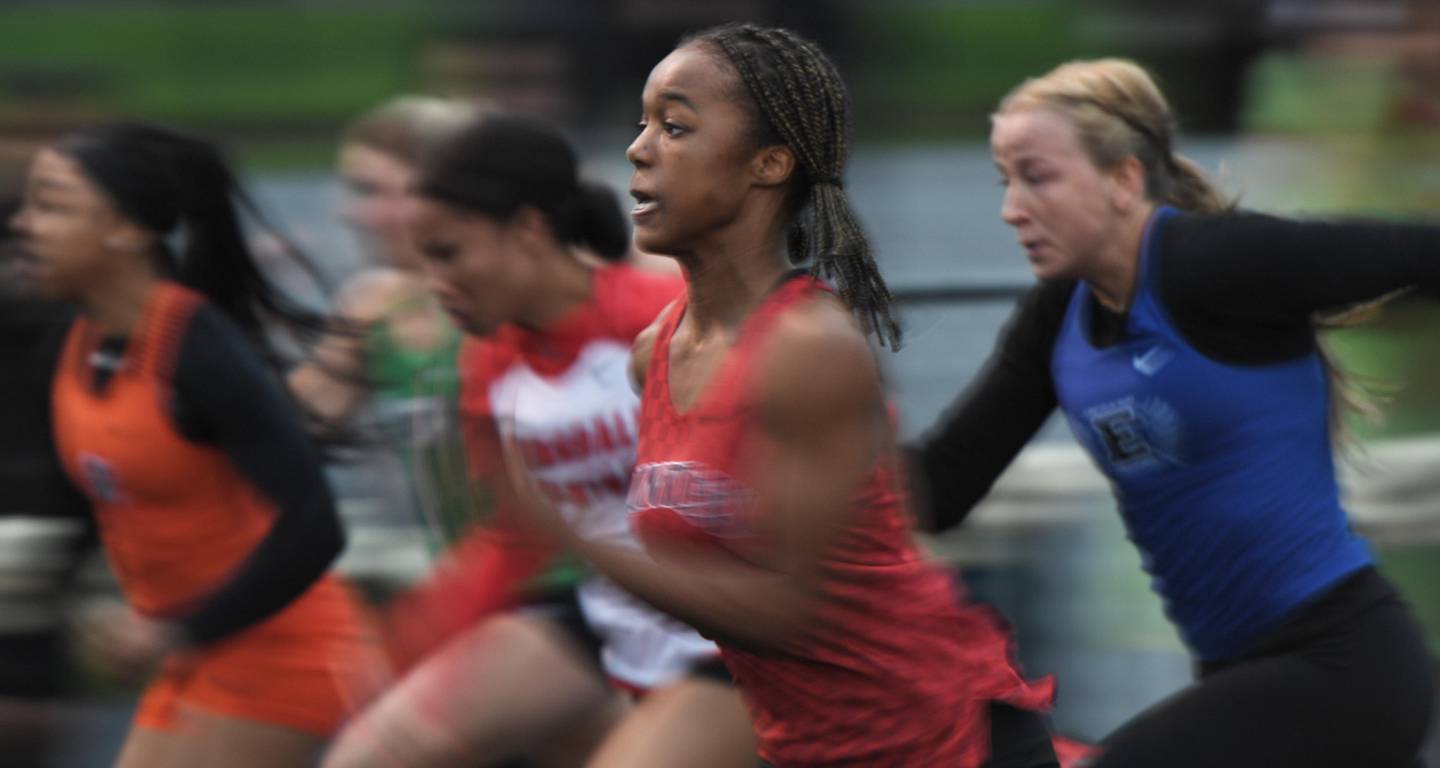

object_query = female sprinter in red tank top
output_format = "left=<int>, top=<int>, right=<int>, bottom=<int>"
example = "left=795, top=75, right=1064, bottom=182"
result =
left=504, top=23, right=1058, bottom=768
left=9, top=123, right=377, bottom=768
left=321, top=115, right=756, bottom=768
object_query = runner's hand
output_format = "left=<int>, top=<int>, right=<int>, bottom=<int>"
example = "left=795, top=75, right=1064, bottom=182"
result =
left=77, top=598, right=185, bottom=681
left=499, top=432, right=576, bottom=544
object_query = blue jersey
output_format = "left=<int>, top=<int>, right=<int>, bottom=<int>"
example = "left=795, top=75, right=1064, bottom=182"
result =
left=1051, top=206, right=1372, bottom=661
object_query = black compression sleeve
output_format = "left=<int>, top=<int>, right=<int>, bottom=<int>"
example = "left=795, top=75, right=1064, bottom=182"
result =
left=1159, top=210, right=1440, bottom=363
left=907, top=280, right=1071, bottom=532
left=169, top=305, right=344, bottom=646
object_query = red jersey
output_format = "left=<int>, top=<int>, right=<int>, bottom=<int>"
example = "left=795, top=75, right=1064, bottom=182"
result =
left=408, top=264, right=714, bottom=688
left=392, top=264, right=685, bottom=667
left=459, top=263, right=684, bottom=542
left=629, top=275, right=1054, bottom=767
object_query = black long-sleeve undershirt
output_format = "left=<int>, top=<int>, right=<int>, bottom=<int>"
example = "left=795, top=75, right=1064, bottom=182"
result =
left=93, top=304, right=344, bottom=646
left=910, top=208, right=1440, bottom=532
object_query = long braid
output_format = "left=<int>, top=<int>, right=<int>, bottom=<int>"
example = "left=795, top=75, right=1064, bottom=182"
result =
left=688, top=23, right=901, bottom=348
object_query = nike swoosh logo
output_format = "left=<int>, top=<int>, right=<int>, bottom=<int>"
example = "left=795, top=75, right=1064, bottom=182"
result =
left=1132, top=346, right=1173, bottom=376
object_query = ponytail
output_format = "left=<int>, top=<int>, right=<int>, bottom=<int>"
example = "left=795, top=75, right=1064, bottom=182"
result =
left=1163, top=154, right=1230, bottom=216
left=419, top=114, right=631, bottom=263
left=565, top=181, right=629, bottom=263
left=796, top=181, right=898, bottom=347
left=61, top=122, right=328, bottom=368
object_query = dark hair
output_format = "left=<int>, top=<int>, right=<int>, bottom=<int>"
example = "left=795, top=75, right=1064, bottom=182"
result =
left=683, top=23, right=900, bottom=348
left=59, top=122, right=326, bottom=366
left=417, top=114, right=629, bottom=262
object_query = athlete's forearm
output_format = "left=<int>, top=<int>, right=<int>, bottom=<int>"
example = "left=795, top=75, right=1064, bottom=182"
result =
left=170, top=305, right=347, bottom=645
left=910, top=281, right=1064, bottom=531
left=179, top=500, right=344, bottom=645
left=572, top=535, right=815, bottom=655
left=384, top=516, right=555, bottom=670
left=1161, top=210, right=1440, bottom=324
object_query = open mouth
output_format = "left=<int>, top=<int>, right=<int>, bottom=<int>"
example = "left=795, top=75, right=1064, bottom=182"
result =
left=630, top=189, right=659, bottom=218
left=5, top=243, right=42, bottom=276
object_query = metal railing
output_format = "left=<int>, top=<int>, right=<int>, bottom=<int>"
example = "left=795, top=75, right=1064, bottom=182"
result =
left=891, top=280, right=1030, bottom=305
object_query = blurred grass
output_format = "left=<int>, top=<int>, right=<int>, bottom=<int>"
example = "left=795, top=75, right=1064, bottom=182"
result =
left=0, top=4, right=439, bottom=167
left=1243, top=52, right=1400, bottom=136
left=1328, top=303, right=1440, bottom=441
left=849, top=2, right=1080, bottom=141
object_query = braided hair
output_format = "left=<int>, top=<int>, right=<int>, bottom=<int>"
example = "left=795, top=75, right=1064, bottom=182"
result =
left=683, top=23, right=901, bottom=348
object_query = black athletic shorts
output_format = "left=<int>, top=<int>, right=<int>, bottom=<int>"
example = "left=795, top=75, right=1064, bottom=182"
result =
left=1094, top=567, right=1433, bottom=768
left=522, top=586, right=734, bottom=690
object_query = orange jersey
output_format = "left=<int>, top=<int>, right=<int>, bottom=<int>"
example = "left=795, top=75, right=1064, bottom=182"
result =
left=53, top=283, right=275, bottom=615
left=51, top=282, right=380, bottom=735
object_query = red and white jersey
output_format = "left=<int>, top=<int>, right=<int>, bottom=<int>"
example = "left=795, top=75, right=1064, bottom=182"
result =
left=460, top=264, right=716, bottom=687
left=629, top=274, right=1055, bottom=767
left=460, top=265, right=679, bottom=536
left=469, top=335, right=637, bottom=546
